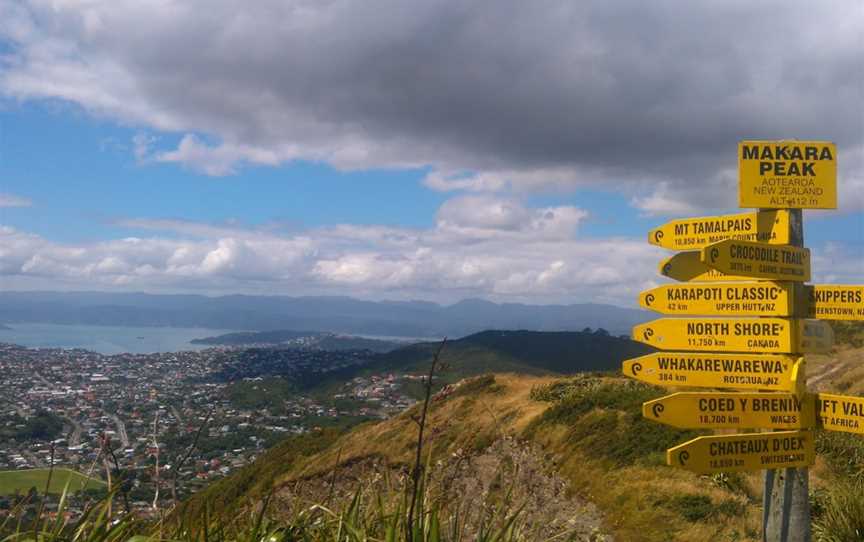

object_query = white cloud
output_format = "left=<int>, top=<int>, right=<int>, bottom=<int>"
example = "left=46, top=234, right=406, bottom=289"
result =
left=0, top=196, right=660, bottom=305
left=0, top=193, right=33, bottom=208
left=4, top=193, right=860, bottom=304
left=435, top=195, right=588, bottom=240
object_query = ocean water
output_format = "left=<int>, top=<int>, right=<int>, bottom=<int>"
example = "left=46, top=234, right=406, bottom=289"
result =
left=0, top=323, right=239, bottom=355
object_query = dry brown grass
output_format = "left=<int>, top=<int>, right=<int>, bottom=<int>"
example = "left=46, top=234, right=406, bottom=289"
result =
left=265, top=373, right=773, bottom=541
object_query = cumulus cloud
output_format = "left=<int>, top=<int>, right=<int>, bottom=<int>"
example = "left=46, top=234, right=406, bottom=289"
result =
left=0, top=196, right=661, bottom=304
left=435, top=196, right=588, bottom=240
left=1, top=0, right=861, bottom=210
left=0, top=193, right=33, bottom=207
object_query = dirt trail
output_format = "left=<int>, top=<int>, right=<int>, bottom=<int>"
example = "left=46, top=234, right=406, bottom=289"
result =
left=807, top=349, right=864, bottom=391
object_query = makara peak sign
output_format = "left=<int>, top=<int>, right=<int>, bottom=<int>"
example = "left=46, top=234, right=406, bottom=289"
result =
left=648, top=210, right=791, bottom=251
left=667, top=431, right=815, bottom=474
left=738, top=140, right=837, bottom=209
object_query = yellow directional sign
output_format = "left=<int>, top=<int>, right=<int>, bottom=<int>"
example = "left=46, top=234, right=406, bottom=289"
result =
left=644, top=392, right=814, bottom=430
left=659, top=251, right=752, bottom=283
left=806, top=285, right=864, bottom=321
left=667, top=431, right=815, bottom=474
left=739, top=140, right=837, bottom=209
left=639, top=282, right=794, bottom=317
left=648, top=210, right=791, bottom=251
left=632, top=318, right=828, bottom=354
left=701, top=239, right=811, bottom=282
left=623, top=353, right=804, bottom=392
left=817, top=393, right=864, bottom=435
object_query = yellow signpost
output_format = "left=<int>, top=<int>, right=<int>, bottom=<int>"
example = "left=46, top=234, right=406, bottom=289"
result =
left=701, top=239, right=811, bottom=282
left=816, top=393, right=864, bottom=435
left=624, top=140, right=855, bottom=539
left=644, top=392, right=814, bottom=430
left=622, top=353, right=804, bottom=392
left=659, top=251, right=752, bottom=283
left=806, top=285, right=864, bottom=321
left=739, top=141, right=837, bottom=209
left=648, top=210, right=791, bottom=251
left=667, top=431, right=815, bottom=474
left=639, top=282, right=794, bottom=316
left=632, top=317, right=830, bottom=354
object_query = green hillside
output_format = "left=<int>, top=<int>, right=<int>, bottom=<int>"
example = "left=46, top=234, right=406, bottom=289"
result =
left=178, top=374, right=750, bottom=541
left=311, top=328, right=653, bottom=394
left=0, top=468, right=105, bottom=495
left=183, top=337, right=864, bottom=541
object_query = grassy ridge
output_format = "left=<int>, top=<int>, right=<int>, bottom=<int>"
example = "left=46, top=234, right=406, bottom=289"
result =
left=181, top=373, right=763, bottom=541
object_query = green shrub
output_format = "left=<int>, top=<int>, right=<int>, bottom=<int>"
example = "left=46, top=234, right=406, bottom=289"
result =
left=812, top=480, right=864, bottom=542
left=672, top=494, right=713, bottom=522
left=527, top=378, right=703, bottom=466
left=816, top=430, right=864, bottom=483
left=715, top=499, right=745, bottom=518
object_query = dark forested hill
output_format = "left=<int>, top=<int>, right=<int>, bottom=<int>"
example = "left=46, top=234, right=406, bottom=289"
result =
left=362, top=328, right=653, bottom=377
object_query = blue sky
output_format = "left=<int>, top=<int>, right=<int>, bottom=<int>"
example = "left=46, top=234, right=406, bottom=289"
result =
left=1, top=1, right=861, bottom=307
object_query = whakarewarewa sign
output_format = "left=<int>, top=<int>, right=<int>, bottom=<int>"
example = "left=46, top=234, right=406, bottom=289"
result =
left=623, top=353, right=804, bottom=392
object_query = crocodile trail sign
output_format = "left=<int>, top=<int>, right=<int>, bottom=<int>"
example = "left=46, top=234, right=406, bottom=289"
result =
left=622, top=140, right=862, bottom=540
left=739, top=141, right=837, bottom=209
left=701, top=239, right=811, bottom=282
left=659, top=251, right=752, bottom=283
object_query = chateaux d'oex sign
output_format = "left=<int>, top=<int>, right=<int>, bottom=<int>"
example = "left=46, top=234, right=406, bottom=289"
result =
left=624, top=141, right=863, bottom=486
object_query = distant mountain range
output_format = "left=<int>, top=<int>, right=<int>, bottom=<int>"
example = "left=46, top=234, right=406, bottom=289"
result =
left=0, top=291, right=649, bottom=338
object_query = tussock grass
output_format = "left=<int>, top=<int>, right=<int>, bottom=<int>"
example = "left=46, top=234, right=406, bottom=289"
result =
left=812, top=479, right=864, bottom=542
